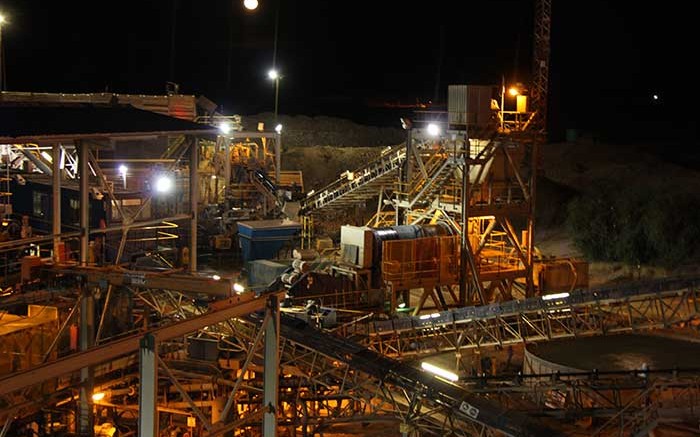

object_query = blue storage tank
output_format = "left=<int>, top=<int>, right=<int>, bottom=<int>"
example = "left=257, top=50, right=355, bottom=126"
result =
left=237, top=219, right=301, bottom=263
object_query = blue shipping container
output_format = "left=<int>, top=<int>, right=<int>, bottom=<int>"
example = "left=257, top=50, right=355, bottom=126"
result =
left=238, top=219, right=301, bottom=263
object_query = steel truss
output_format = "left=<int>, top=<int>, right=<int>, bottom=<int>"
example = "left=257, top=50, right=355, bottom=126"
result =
left=274, top=322, right=510, bottom=437
left=344, top=277, right=700, bottom=357
left=459, top=370, right=700, bottom=437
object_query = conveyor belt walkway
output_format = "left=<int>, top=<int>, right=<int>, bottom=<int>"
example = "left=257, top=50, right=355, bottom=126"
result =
left=280, top=314, right=561, bottom=437
left=299, top=145, right=407, bottom=215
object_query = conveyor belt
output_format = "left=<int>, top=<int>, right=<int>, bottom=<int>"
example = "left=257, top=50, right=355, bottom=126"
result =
left=279, top=314, right=561, bottom=437
left=299, top=145, right=406, bottom=215
left=368, top=275, right=700, bottom=335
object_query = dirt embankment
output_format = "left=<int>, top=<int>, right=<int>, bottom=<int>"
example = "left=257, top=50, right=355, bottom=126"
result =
left=242, top=112, right=404, bottom=150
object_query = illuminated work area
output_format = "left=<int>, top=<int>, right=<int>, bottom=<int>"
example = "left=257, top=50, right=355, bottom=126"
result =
left=1, top=1, right=699, bottom=436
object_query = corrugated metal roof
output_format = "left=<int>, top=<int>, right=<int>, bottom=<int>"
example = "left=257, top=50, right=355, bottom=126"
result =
left=0, top=103, right=217, bottom=142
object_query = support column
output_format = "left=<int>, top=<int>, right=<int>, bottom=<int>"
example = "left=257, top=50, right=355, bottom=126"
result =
left=189, top=138, right=198, bottom=272
left=526, top=141, right=538, bottom=298
left=139, top=334, right=158, bottom=437
left=399, top=123, right=412, bottom=226
left=79, top=141, right=89, bottom=266
left=459, top=134, right=469, bottom=306
left=263, top=295, right=279, bottom=437
left=52, top=144, right=61, bottom=262
left=275, top=133, right=281, bottom=186
left=78, top=281, right=94, bottom=436
left=223, top=141, right=231, bottom=200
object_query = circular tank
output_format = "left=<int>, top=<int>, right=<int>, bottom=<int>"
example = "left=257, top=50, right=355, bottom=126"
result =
left=524, top=333, right=700, bottom=374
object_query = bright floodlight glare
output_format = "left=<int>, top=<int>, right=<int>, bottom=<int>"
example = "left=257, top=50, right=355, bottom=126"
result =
left=421, top=362, right=459, bottom=382
left=233, top=283, right=245, bottom=293
left=0, top=14, right=6, bottom=24
left=219, top=122, right=232, bottom=135
left=212, top=274, right=221, bottom=281
left=426, top=123, right=440, bottom=136
left=243, top=0, right=258, bottom=10
left=268, top=69, right=279, bottom=80
left=542, top=292, right=570, bottom=301
left=508, top=87, right=519, bottom=96
left=155, top=175, right=174, bottom=193
left=119, top=164, right=128, bottom=175
left=92, top=392, right=106, bottom=402
left=275, top=124, right=283, bottom=134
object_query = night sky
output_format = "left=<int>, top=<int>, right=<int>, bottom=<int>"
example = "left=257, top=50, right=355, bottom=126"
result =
left=0, top=1, right=694, bottom=142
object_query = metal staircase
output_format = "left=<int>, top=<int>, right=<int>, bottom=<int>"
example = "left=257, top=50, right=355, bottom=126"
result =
left=403, top=155, right=460, bottom=209
left=299, top=145, right=407, bottom=215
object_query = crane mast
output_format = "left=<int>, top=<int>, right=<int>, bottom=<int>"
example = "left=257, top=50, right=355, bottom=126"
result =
left=531, top=0, right=552, bottom=135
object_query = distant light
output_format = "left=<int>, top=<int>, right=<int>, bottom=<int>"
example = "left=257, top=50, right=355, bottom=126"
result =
left=257, top=122, right=265, bottom=132
left=211, top=175, right=217, bottom=180
left=119, top=164, right=128, bottom=175
left=0, top=14, right=6, bottom=24
left=219, top=122, right=232, bottom=135
left=275, top=124, right=283, bottom=134
left=243, top=0, right=258, bottom=10
left=212, top=274, right=221, bottom=281
left=652, top=94, right=659, bottom=101
left=92, top=392, right=106, bottom=402
left=233, top=283, right=245, bottom=293
left=398, top=302, right=406, bottom=309
left=40, top=151, right=53, bottom=163
left=155, top=175, right=174, bottom=193
left=421, top=362, right=459, bottom=382
left=268, top=69, right=279, bottom=80
left=426, top=123, right=440, bottom=137
left=542, top=292, right=570, bottom=301
left=508, top=87, right=519, bottom=96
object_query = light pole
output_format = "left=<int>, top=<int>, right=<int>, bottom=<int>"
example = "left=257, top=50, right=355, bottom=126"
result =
left=0, top=13, right=6, bottom=91
left=267, top=69, right=281, bottom=125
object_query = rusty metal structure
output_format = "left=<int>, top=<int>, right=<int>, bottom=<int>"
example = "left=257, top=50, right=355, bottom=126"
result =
left=4, top=4, right=700, bottom=436
left=299, top=120, right=541, bottom=311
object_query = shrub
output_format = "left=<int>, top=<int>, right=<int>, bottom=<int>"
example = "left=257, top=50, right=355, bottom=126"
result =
left=566, top=180, right=700, bottom=267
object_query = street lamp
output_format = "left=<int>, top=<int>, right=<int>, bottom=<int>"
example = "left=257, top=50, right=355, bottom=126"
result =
left=243, top=0, right=259, bottom=11
left=155, top=175, right=174, bottom=194
left=426, top=123, right=440, bottom=137
left=0, top=13, right=7, bottom=91
left=218, top=122, right=232, bottom=135
left=267, top=69, right=281, bottom=126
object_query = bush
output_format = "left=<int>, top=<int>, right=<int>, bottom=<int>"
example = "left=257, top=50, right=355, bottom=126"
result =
left=566, top=180, right=700, bottom=267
